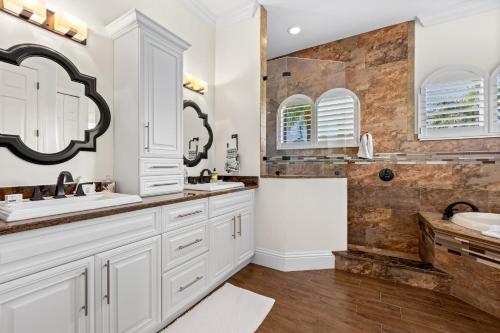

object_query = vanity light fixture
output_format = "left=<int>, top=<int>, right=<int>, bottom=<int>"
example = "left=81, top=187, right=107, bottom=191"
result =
left=183, top=73, right=208, bottom=95
left=54, top=12, right=88, bottom=43
left=288, top=26, right=301, bottom=35
left=0, top=0, right=87, bottom=44
left=1, top=0, right=47, bottom=24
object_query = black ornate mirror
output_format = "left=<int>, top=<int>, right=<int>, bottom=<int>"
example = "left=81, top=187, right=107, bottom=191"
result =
left=0, top=44, right=111, bottom=164
left=183, top=100, right=213, bottom=167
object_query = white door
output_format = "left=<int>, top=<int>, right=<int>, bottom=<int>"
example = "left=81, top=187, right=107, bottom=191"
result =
left=0, top=257, right=94, bottom=333
left=56, top=93, right=80, bottom=151
left=0, top=62, right=38, bottom=150
left=210, top=214, right=236, bottom=283
left=95, top=236, right=161, bottom=333
left=141, top=32, right=182, bottom=158
left=235, top=208, right=255, bottom=266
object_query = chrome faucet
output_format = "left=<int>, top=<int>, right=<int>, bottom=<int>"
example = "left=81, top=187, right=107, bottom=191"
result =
left=54, top=171, right=74, bottom=199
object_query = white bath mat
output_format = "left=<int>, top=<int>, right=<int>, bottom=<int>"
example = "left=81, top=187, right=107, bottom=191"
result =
left=161, top=283, right=275, bottom=333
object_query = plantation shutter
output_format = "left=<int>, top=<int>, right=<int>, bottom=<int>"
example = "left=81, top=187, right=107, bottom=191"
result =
left=419, top=66, right=489, bottom=139
left=315, top=89, right=359, bottom=147
left=496, top=73, right=500, bottom=124
left=277, top=95, right=313, bottom=149
left=424, top=79, right=485, bottom=129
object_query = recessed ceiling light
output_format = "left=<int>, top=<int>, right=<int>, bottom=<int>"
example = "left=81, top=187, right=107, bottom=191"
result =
left=288, top=26, right=301, bottom=35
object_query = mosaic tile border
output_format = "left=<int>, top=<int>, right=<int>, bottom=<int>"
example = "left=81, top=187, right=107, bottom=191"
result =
left=264, top=152, right=500, bottom=165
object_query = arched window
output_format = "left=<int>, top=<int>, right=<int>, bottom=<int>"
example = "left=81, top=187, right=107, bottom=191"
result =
left=315, top=88, right=360, bottom=148
left=418, top=65, right=493, bottom=140
left=277, top=94, right=313, bottom=149
left=491, top=64, right=500, bottom=133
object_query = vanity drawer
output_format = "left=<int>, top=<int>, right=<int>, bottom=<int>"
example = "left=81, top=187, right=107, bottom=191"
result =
left=140, top=158, right=183, bottom=176
left=162, top=253, right=209, bottom=321
left=209, top=190, right=254, bottom=218
left=140, top=175, right=184, bottom=196
left=163, top=199, right=209, bottom=232
left=162, top=221, right=209, bottom=272
left=0, top=208, right=162, bottom=284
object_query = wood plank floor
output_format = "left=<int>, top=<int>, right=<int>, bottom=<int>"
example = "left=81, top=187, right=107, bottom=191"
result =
left=227, top=264, right=500, bottom=333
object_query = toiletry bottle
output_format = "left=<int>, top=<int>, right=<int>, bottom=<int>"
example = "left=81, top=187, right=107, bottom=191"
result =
left=211, top=168, right=219, bottom=183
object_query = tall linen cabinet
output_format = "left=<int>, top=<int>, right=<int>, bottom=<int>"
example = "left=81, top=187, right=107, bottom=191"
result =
left=107, top=9, right=190, bottom=196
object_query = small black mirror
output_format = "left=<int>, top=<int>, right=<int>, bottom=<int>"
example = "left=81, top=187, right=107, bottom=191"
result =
left=183, top=100, right=213, bottom=167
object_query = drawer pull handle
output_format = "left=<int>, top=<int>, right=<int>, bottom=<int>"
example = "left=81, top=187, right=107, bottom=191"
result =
left=232, top=216, right=236, bottom=239
left=104, top=260, right=111, bottom=305
left=177, top=210, right=203, bottom=218
left=150, top=165, right=177, bottom=169
left=144, top=122, right=150, bottom=152
left=150, top=182, right=177, bottom=187
left=177, top=238, right=203, bottom=250
left=179, top=276, right=203, bottom=292
left=237, top=214, right=242, bottom=236
left=81, top=268, right=89, bottom=316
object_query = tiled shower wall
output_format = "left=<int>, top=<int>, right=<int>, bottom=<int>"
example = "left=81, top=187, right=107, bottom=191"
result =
left=264, top=21, right=500, bottom=256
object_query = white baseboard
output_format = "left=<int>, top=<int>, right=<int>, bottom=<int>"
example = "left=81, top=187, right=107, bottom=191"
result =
left=252, top=248, right=335, bottom=272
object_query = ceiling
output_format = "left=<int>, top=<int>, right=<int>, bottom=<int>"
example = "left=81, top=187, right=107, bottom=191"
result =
left=260, top=0, right=500, bottom=59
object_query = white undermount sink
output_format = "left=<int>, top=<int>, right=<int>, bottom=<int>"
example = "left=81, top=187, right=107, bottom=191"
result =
left=451, top=212, right=500, bottom=239
left=184, top=181, right=245, bottom=192
left=0, top=192, right=142, bottom=222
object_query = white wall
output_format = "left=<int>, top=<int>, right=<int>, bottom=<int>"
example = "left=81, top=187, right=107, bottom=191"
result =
left=415, top=8, right=500, bottom=88
left=0, top=0, right=215, bottom=186
left=254, top=178, right=347, bottom=271
left=214, top=8, right=261, bottom=176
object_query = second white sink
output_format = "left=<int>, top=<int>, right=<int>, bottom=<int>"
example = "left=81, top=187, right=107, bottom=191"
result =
left=184, top=181, right=245, bottom=192
left=0, top=192, right=143, bottom=222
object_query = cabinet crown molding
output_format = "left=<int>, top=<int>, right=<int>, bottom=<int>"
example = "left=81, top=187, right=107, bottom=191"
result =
left=105, top=8, right=191, bottom=51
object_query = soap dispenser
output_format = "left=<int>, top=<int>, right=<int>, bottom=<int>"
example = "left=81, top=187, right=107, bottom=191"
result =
left=211, top=168, right=219, bottom=183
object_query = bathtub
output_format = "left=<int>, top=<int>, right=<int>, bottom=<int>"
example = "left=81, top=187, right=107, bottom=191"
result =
left=452, top=212, right=500, bottom=239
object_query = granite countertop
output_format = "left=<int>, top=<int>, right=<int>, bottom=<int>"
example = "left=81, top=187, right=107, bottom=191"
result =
left=419, top=212, right=500, bottom=248
left=0, top=186, right=257, bottom=236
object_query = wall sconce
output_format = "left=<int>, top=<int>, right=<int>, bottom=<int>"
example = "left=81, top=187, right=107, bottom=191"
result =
left=0, top=0, right=87, bottom=44
left=1, top=0, right=47, bottom=24
left=54, top=12, right=88, bottom=43
left=183, top=73, right=208, bottom=95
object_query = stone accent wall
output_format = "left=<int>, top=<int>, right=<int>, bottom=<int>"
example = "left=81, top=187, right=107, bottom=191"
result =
left=263, top=21, right=500, bottom=256
left=348, top=163, right=500, bottom=254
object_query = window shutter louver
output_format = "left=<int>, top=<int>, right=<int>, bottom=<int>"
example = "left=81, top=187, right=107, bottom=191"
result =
left=316, top=95, right=356, bottom=143
left=417, top=66, right=500, bottom=140
left=280, top=103, right=312, bottom=144
left=424, top=79, right=485, bottom=130
left=496, top=74, right=500, bottom=124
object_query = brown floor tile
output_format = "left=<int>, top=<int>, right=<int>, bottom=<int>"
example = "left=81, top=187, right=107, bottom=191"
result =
left=224, top=264, right=500, bottom=333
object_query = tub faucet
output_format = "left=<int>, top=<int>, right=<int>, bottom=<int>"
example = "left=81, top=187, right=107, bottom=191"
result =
left=54, top=171, right=74, bottom=199
left=442, top=202, right=479, bottom=220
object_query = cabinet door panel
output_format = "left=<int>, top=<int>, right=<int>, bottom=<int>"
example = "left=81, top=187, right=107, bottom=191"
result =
left=142, top=33, right=182, bottom=158
left=95, top=236, right=161, bottom=333
left=0, top=257, right=94, bottom=333
left=235, top=208, right=254, bottom=266
left=209, top=215, right=235, bottom=283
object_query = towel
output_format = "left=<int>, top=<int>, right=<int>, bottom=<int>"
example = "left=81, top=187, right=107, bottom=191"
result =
left=357, top=133, right=373, bottom=159
left=225, top=147, right=240, bottom=174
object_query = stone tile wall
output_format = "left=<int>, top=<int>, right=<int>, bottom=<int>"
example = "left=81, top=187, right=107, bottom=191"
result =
left=264, top=21, right=500, bottom=255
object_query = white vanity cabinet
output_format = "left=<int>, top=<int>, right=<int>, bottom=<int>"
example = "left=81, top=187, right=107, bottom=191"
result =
left=209, top=191, right=255, bottom=284
left=0, top=257, right=94, bottom=333
left=94, top=237, right=161, bottom=333
left=0, top=190, right=255, bottom=333
left=107, top=9, right=190, bottom=196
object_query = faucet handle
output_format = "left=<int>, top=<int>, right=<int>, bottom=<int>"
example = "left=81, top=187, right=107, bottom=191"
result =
left=30, top=186, right=44, bottom=201
left=74, top=183, right=94, bottom=197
